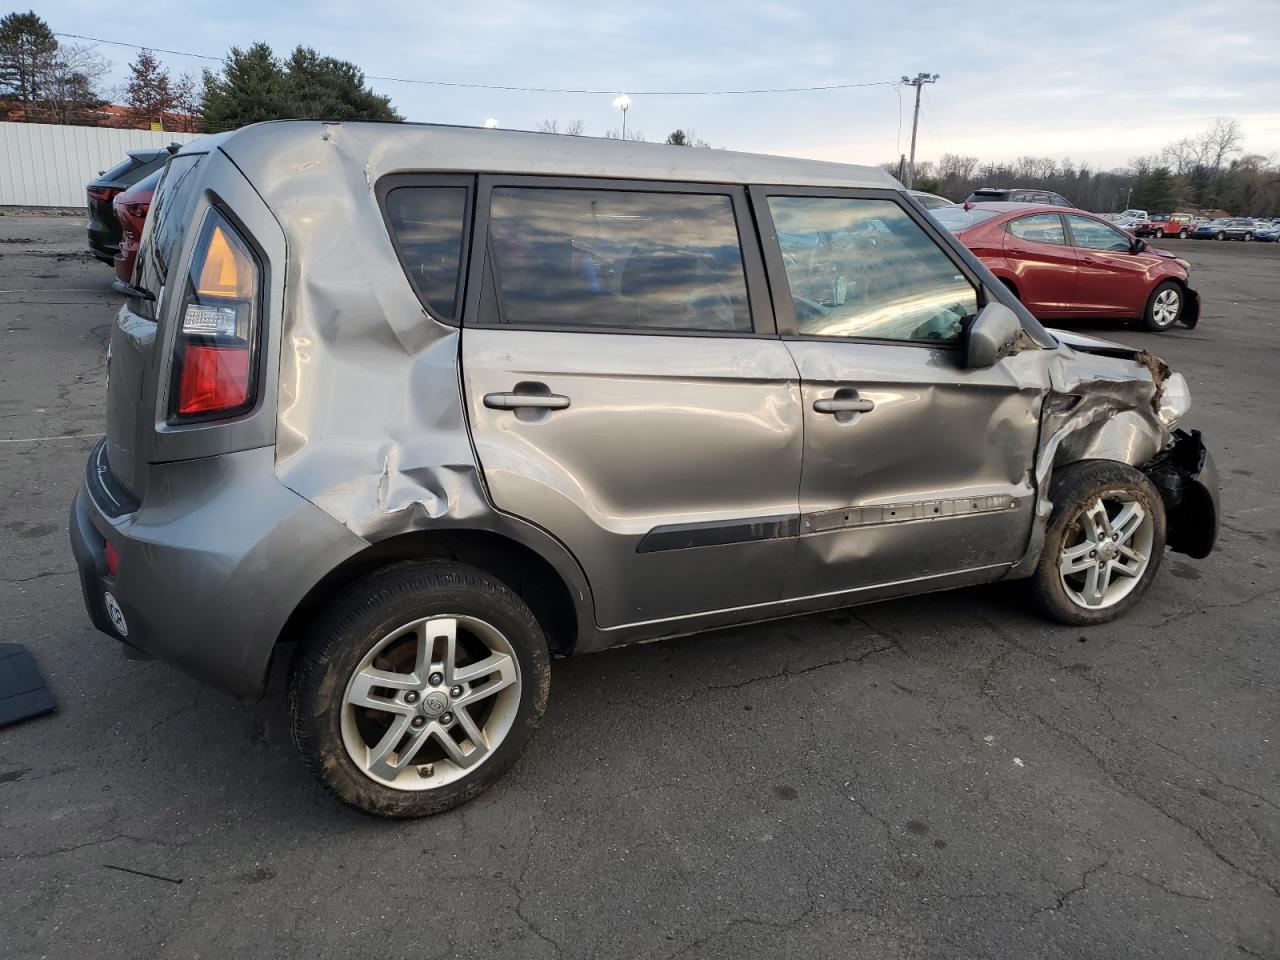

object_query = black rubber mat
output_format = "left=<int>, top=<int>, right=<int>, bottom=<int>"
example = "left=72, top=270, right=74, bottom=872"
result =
left=0, top=643, right=56, bottom=727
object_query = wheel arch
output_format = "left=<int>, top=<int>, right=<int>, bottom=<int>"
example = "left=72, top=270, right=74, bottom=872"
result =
left=274, top=526, right=593, bottom=681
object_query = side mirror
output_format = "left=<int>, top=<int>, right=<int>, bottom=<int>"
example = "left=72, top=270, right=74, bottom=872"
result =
left=965, top=301, right=1023, bottom=368
left=1132, top=238, right=1147, bottom=253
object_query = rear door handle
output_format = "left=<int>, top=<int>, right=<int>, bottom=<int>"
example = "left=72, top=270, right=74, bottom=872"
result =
left=483, top=391, right=570, bottom=411
left=814, top=397, right=875, bottom=414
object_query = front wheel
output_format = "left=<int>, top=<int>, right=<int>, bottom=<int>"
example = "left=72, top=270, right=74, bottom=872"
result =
left=1244, top=232, right=1254, bottom=242
left=1154, top=228, right=1164, bottom=238
left=1216, top=231, right=1227, bottom=240
left=1143, top=280, right=1182, bottom=331
left=289, top=561, right=551, bottom=817
left=1028, top=461, right=1166, bottom=626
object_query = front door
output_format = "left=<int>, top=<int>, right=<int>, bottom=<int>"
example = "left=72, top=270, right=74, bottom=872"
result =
left=461, top=179, right=804, bottom=628
left=753, top=189, right=1044, bottom=601
left=1064, top=213, right=1151, bottom=315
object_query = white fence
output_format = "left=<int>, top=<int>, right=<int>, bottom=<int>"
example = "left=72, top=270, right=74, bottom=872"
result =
left=0, top=122, right=203, bottom=208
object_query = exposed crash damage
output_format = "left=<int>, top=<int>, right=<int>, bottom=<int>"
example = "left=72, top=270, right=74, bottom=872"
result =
left=1010, top=328, right=1219, bottom=577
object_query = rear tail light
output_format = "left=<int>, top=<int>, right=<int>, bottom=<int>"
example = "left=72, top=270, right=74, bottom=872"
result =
left=118, top=201, right=150, bottom=220
left=88, top=186, right=121, bottom=204
left=104, top=541, right=120, bottom=578
left=170, top=209, right=260, bottom=419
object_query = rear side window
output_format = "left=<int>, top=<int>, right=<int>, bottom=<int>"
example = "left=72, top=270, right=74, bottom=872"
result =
left=1008, top=213, right=1066, bottom=245
left=99, top=155, right=145, bottom=182
left=134, top=154, right=205, bottom=308
left=385, top=186, right=469, bottom=322
left=482, top=187, right=751, bottom=333
left=766, top=196, right=977, bottom=343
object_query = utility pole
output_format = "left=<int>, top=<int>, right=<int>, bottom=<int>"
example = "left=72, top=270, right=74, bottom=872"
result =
left=900, top=72, right=939, bottom=189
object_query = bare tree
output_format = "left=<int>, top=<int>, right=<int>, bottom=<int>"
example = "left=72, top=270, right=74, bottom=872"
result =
left=563, top=118, right=585, bottom=136
left=537, top=118, right=586, bottom=136
left=604, top=128, right=646, bottom=142
left=1200, top=117, right=1243, bottom=171
left=536, top=118, right=560, bottom=134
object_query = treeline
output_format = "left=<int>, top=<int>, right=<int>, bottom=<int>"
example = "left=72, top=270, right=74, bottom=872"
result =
left=896, top=118, right=1279, bottom=216
left=0, top=10, right=398, bottom=132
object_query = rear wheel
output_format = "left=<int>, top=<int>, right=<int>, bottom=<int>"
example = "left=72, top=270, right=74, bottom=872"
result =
left=289, top=561, right=550, bottom=817
left=1178, top=228, right=1188, bottom=239
left=1142, top=280, right=1182, bottom=331
left=1216, top=231, right=1226, bottom=240
left=1028, top=461, right=1166, bottom=626
left=1244, top=232, right=1254, bottom=242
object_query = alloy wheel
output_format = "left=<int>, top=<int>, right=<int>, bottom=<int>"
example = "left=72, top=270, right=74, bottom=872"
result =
left=340, top=615, right=521, bottom=791
left=1059, top=494, right=1155, bottom=609
left=1150, top=287, right=1181, bottom=327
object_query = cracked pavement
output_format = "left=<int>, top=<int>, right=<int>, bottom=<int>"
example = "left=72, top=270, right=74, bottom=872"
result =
left=1, top=217, right=1277, bottom=959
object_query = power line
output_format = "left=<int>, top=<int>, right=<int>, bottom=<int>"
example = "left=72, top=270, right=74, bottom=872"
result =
left=55, top=31, right=900, bottom=97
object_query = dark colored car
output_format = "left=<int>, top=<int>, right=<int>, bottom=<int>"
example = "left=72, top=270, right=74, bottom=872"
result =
left=966, top=187, right=1072, bottom=207
left=86, top=149, right=169, bottom=264
left=1138, top=213, right=1194, bottom=239
left=112, top=170, right=160, bottom=284
left=934, top=202, right=1199, bottom=331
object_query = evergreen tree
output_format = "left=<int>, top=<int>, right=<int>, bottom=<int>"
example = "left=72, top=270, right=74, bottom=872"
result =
left=285, top=46, right=399, bottom=121
left=200, top=43, right=291, bottom=132
left=0, top=10, right=57, bottom=115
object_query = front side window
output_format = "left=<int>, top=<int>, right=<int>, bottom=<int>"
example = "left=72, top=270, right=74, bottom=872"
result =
left=767, top=196, right=977, bottom=343
left=385, top=186, right=469, bottom=322
left=1008, top=213, right=1067, bottom=245
left=1066, top=215, right=1131, bottom=252
left=483, top=187, right=751, bottom=333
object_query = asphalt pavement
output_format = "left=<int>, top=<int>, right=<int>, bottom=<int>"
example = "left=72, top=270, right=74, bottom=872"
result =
left=1, top=216, right=1276, bottom=959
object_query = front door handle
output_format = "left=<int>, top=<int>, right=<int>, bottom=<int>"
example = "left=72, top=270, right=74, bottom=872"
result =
left=814, top=397, right=875, bottom=414
left=483, top=392, right=570, bottom=411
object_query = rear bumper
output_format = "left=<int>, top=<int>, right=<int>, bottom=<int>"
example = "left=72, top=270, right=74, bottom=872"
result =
left=1142, top=428, right=1219, bottom=559
left=69, top=442, right=369, bottom=699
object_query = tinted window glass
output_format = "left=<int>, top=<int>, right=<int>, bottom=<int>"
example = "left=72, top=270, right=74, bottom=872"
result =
left=485, top=188, right=750, bottom=333
left=386, top=187, right=469, bottom=321
left=135, top=154, right=204, bottom=304
left=99, top=155, right=145, bottom=182
left=1008, top=213, right=1066, bottom=245
left=1067, top=215, right=1131, bottom=252
left=767, top=196, right=977, bottom=342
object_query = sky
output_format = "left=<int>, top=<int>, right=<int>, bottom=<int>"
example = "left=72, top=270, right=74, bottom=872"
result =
left=39, top=0, right=1280, bottom=170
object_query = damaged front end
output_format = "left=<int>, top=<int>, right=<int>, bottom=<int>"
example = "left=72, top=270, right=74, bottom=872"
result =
left=1013, top=329, right=1220, bottom=575
left=1141, top=428, right=1220, bottom=558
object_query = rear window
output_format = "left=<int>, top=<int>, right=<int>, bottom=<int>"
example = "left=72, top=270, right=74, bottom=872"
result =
left=134, top=154, right=205, bottom=307
left=384, top=186, right=470, bottom=322
left=99, top=155, right=145, bottom=182
left=930, top=206, right=999, bottom=233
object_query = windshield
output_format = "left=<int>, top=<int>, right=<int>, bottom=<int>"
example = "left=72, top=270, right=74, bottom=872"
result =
left=930, top=206, right=1000, bottom=233
left=1151, top=215, right=1170, bottom=221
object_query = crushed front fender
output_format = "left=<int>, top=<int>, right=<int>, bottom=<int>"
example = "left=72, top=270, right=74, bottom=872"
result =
left=1142, top=428, right=1219, bottom=558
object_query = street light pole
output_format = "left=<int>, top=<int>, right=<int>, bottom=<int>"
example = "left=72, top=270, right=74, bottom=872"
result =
left=899, top=72, right=939, bottom=189
left=612, top=94, right=631, bottom=139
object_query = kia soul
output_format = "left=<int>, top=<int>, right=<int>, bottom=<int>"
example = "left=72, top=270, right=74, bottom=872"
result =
left=71, top=121, right=1219, bottom=817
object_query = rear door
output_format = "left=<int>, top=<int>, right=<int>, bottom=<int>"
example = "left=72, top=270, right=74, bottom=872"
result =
left=1064, top=213, right=1149, bottom=315
left=1001, top=212, right=1077, bottom=314
left=459, top=178, right=804, bottom=628
left=753, top=188, right=1043, bottom=601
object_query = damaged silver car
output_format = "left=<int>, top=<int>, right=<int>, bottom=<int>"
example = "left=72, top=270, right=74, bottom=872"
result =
left=70, top=122, right=1219, bottom=817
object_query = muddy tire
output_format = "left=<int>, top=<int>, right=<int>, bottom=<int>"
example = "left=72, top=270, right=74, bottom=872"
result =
left=1028, top=460, right=1167, bottom=626
left=1142, top=280, right=1183, bottom=331
left=289, top=561, right=550, bottom=818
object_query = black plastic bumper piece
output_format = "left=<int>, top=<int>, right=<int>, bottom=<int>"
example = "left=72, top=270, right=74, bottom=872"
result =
left=1143, top=428, right=1219, bottom=558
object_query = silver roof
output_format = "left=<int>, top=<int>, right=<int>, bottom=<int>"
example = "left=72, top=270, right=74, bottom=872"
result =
left=201, top=119, right=902, bottom=192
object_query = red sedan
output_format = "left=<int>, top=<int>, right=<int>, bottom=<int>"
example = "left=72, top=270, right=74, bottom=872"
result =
left=111, top=169, right=160, bottom=285
left=933, top=203, right=1199, bottom=332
